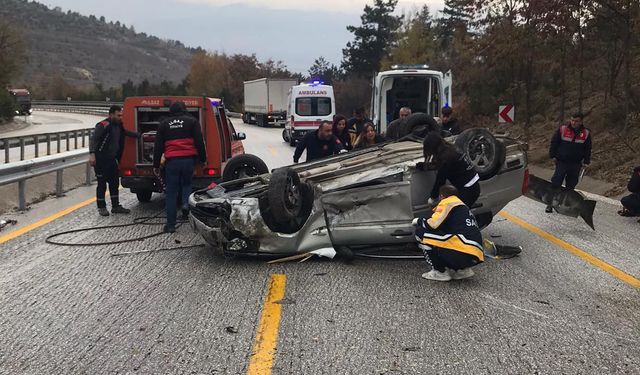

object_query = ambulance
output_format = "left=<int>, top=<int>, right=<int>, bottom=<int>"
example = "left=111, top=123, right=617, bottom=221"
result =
left=282, top=82, right=335, bottom=146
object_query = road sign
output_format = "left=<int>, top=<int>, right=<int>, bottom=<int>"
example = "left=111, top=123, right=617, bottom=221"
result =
left=499, top=104, right=514, bottom=123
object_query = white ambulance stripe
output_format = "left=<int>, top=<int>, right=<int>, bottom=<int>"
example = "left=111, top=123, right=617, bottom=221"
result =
left=421, top=232, right=483, bottom=250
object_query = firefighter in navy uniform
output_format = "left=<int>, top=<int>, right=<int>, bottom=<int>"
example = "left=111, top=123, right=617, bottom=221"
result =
left=293, top=121, right=345, bottom=163
left=414, top=184, right=484, bottom=282
left=547, top=112, right=592, bottom=213
left=153, top=101, right=206, bottom=233
left=89, top=105, right=140, bottom=216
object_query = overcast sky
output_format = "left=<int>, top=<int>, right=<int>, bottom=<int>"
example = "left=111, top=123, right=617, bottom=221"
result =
left=41, top=0, right=446, bottom=73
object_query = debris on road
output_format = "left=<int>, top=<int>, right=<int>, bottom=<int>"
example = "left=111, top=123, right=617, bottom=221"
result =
left=225, top=326, right=238, bottom=334
left=483, top=239, right=522, bottom=259
left=0, top=219, right=18, bottom=231
left=267, top=247, right=337, bottom=264
left=526, top=174, right=596, bottom=230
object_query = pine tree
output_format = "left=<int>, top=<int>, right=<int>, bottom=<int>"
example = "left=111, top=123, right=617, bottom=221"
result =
left=341, top=0, right=403, bottom=77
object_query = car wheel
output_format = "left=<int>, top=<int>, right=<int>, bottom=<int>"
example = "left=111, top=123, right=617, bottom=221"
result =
left=261, top=168, right=314, bottom=234
left=136, top=191, right=153, bottom=202
left=282, top=129, right=289, bottom=142
left=222, top=154, right=269, bottom=182
left=454, top=128, right=506, bottom=180
left=398, top=113, right=440, bottom=138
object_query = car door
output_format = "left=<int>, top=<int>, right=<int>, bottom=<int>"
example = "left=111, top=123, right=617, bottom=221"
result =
left=320, top=181, right=415, bottom=246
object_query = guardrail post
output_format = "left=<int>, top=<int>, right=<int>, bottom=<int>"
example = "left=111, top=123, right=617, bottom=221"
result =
left=20, top=138, right=25, bottom=161
left=82, top=130, right=87, bottom=148
left=57, top=134, right=61, bottom=153
left=47, top=134, right=51, bottom=155
left=34, top=135, right=39, bottom=158
left=74, top=131, right=78, bottom=149
left=4, top=140, right=9, bottom=163
left=18, top=180, right=26, bottom=210
left=56, top=170, right=64, bottom=197
left=66, top=132, right=70, bottom=151
left=85, top=162, right=92, bottom=186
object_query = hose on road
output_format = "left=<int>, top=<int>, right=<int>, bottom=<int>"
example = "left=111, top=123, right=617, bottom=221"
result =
left=44, top=209, right=188, bottom=247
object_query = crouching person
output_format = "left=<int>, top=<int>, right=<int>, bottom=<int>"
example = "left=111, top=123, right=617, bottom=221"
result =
left=414, top=184, right=484, bottom=281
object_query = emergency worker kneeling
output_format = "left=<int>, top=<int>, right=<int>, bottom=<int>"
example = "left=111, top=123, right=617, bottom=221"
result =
left=414, top=184, right=484, bottom=282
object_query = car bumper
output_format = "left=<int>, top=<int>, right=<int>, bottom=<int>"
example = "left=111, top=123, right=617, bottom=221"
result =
left=121, top=176, right=221, bottom=193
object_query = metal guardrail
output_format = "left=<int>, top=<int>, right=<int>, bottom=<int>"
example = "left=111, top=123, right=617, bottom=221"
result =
left=32, top=100, right=243, bottom=118
left=32, top=100, right=117, bottom=116
left=0, top=128, right=94, bottom=163
left=31, top=100, right=122, bottom=107
left=0, top=149, right=91, bottom=210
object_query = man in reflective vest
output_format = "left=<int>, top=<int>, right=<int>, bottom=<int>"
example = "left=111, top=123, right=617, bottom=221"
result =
left=414, top=184, right=484, bottom=282
left=547, top=112, right=592, bottom=213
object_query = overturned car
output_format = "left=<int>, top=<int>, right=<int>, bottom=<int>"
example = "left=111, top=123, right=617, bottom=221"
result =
left=189, top=118, right=529, bottom=258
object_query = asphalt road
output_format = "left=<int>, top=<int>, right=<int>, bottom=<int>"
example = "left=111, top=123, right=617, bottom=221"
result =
left=0, top=119, right=638, bottom=374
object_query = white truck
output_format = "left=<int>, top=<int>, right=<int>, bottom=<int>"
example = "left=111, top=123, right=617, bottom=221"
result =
left=371, top=64, right=452, bottom=135
left=243, top=78, right=298, bottom=127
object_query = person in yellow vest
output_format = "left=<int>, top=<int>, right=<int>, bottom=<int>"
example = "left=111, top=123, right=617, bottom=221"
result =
left=414, top=184, right=484, bottom=281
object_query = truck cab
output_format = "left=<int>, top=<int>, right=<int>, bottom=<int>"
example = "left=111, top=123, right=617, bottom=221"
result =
left=371, top=64, right=452, bottom=134
left=9, top=89, right=32, bottom=115
left=119, top=96, right=266, bottom=202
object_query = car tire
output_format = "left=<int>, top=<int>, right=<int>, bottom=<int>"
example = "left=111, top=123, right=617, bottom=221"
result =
left=222, top=154, right=269, bottom=182
left=242, top=113, right=248, bottom=123
left=257, top=114, right=266, bottom=127
left=282, top=129, right=289, bottom=142
left=261, top=168, right=314, bottom=234
left=398, top=113, right=440, bottom=138
left=454, top=128, right=506, bottom=180
left=136, top=190, right=153, bottom=202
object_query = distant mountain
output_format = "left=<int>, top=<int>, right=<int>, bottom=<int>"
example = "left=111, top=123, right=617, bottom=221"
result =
left=1, top=0, right=200, bottom=89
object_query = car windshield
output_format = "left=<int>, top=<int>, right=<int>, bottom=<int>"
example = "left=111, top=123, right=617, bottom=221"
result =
left=295, top=97, right=331, bottom=116
left=16, top=96, right=30, bottom=103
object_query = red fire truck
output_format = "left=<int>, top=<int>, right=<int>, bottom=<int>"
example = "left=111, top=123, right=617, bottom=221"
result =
left=119, top=96, right=268, bottom=202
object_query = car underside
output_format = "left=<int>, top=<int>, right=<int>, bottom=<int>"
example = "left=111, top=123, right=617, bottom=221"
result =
left=189, top=126, right=529, bottom=258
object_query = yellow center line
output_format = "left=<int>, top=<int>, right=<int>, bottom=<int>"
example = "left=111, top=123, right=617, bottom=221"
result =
left=499, top=211, right=640, bottom=289
left=267, top=146, right=278, bottom=156
left=0, top=197, right=96, bottom=245
left=247, top=274, right=287, bottom=375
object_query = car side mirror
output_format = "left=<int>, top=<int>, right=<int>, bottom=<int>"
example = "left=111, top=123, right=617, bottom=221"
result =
left=236, top=132, right=247, bottom=140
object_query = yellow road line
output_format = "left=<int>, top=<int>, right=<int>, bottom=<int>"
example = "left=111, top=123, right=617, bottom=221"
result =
left=499, top=211, right=640, bottom=289
left=247, top=274, right=287, bottom=375
left=267, top=146, right=278, bottom=156
left=0, top=197, right=96, bottom=245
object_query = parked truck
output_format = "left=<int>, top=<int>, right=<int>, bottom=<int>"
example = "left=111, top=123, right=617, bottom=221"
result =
left=243, top=78, right=298, bottom=127
left=8, top=89, right=32, bottom=115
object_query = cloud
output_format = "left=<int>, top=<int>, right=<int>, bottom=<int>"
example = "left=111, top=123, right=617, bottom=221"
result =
left=177, top=0, right=445, bottom=14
